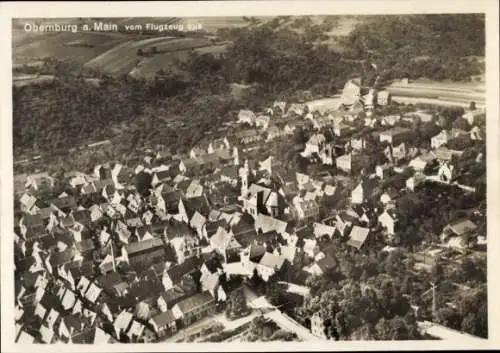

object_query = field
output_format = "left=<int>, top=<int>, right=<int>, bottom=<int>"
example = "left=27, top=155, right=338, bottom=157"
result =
left=387, top=80, right=485, bottom=108
left=13, top=31, right=138, bottom=65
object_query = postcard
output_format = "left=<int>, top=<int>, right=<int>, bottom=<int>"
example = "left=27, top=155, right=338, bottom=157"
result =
left=1, top=1, right=499, bottom=351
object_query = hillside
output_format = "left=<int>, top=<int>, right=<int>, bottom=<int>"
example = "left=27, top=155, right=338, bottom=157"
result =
left=12, top=14, right=486, bottom=174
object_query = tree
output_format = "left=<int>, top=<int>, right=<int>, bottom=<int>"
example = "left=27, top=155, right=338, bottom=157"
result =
left=135, top=302, right=150, bottom=320
left=135, top=171, right=152, bottom=197
left=226, top=287, right=250, bottom=319
left=375, top=317, right=393, bottom=340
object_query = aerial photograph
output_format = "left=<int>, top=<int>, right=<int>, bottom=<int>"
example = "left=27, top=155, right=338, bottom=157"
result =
left=12, top=14, right=487, bottom=344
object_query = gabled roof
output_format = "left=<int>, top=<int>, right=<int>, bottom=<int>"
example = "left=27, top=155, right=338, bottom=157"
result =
left=174, top=292, right=214, bottom=315
left=125, top=238, right=164, bottom=256
left=259, top=252, right=285, bottom=270
left=166, top=256, right=203, bottom=283
left=190, top=211, right=207, bottom=230
left=210, top=227, right=233, bottom=251
left=445, top=219, right=478, bottom=236
left=255, top=214, right=288, bottom=235
left=160, top=285, right=187, bottom=306
left=347, top=226, right=370, bottom=250
left=150, top=310, right=176, bottom=328
left=50, top=196, right=77, bottom=210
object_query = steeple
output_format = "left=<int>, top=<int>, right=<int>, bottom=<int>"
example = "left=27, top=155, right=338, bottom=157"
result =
left=239, top=159, right=250, bottom=197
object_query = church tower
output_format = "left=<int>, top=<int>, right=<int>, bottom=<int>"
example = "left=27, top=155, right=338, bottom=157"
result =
left=239, top=159, right=249, bottom=197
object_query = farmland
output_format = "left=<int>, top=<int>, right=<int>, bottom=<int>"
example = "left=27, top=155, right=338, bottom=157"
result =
left=387, top=79, right=486, bottom=108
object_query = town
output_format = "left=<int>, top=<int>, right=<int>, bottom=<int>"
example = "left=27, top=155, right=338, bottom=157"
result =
left=13, top=74, right=487, bottom=343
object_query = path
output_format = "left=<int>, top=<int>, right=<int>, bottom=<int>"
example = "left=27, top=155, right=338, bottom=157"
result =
left=243, top=285, right=322, bottom=341
left=417, top=321, right=485, bottom=342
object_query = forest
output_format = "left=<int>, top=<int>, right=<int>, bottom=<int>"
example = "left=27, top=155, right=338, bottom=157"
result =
left=342, top=14, right=485, bottom=84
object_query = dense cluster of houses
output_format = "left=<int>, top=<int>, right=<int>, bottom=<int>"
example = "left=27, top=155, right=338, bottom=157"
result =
left=14, top=77, right=486, bottom=343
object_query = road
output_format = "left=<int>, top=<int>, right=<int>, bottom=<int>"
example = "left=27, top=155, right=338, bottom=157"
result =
left=243, top=285, right=323, bottom=341
left=417, top=321, right=485, bottom=342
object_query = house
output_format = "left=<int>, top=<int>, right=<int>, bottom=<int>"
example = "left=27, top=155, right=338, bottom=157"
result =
left=218, top=165, right=239, bottom=186
left=190, top=147, right=207, bottom=159
left=392, top=142, right=407, bottom=161
left=254, top=214, right=288, bottom=235
left=257, top=252, right=286, bottom=281
left=25, top=172, right=55, bottom=191
left=379, top=127, right=412, bottom=145
left=292, top=197, right=320, bottom=222
left=333, top=123, right=353, bottom=137
left=379, top=189, right=400, bottom=205
left=185, top=180, right=204, bottom=199
left=266, top=125, right=287, bottom=141
left=305, top=255, right=336, bottom=277
left=310, top=312, right=328, bottom=339
left=149, top=310, right=177, bottom=338
left=287, top=103, right=307, bottom=116
left=157, top=190, right=183, bottom=214
left=342, top=78, right=361, bottom=106
left=255, top=115, right=271, bottom=130
left=207, top=137, right=230, bottom=154
left=350, top=137, right=365, bottom=151
left=406, top=173, right=426, bottom=192
left=378, top=209, right=397, bottom=237
left=470, top=126, right=485, bottom=141
left=409, top=153, right=436, bottom=172
left=190, top=211, right=207, bottom=238
left=346, top=226, right=370, bottom=250
left=113, top=310, right=134, bottom=338
left=437, top=162, right=454, bottom=183
left=111, top=163, right=133, bottom=189
left=462, top=108, right=486, bottom=126
left=377, top=90, right=391, bottom=106
left=336, top=153, right=352, bottom=173
left=210, top=227, right=240, bottom=262
left=363, top=88, right=376, bottom=109
left=122, top=238, right=165, bottom=266
left=441, top=219, right=478, bottom=251
left=238, top=109, right=257, bottom=125
left=313, top=222, right=336, bottom=239
left=351, top=182, right=364, bottom=205
left=304, top=134, right=326, bottom=156
left=303, top=238, right=319, bottom=259
left=431, top=129, right=468, bottom=149
left=381, top=115, right=401, bottom=127
left=171, top=292, right=216, bottom=326
left=236, top=129, right=262, bottom=145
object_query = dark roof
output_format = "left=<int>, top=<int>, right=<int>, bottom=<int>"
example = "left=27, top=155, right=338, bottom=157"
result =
left=165, top=220, right=192, bottom=241
left=23, top=214, right=44, bottom=228
left=205, top=219, right=229, bottom=238
left=73, top=210, right=91, bottom=225
left=166, top=256, right=203, bottom=284
left=50, top=196, right=77, bottom=210
left=175, top=292, right=214, bottom=315
left=151, top=310, right=176, bottom=328
left=76, top=238, right=95, bottom=253
left=183, top=195, right=212, bottom=219
left=160, top=285, right=187, bottom=306
left=50, top=247, right=76, bottom=267
left=79, top=260, right=96, bottom=278
left=316, top=255, right=336, bottom=272
left=97, top=272, right=123, bottom=293
left=161, top=190, right=183, bottom=213
left=249, top=243, right=267, bottom=262
left=38, top=234, right=58, bottom=250
left=203, top=256, right=223, bottom=274
left=125, top=238, right=164, bottom=256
